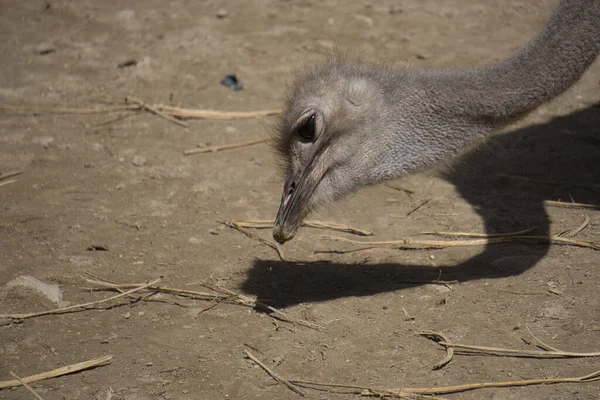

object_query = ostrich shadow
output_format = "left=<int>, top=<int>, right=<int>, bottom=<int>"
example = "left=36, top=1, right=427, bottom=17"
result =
left=242, top=104, right=600, bottom=307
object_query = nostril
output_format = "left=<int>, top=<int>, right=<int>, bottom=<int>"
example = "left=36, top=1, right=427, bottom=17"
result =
left=283, top=182, right=295, bottom=208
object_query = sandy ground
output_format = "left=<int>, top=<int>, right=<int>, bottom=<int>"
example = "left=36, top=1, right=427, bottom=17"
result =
left=0, top=0, right=599, bottom=399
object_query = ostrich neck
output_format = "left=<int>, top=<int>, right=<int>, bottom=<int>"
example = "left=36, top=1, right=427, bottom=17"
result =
left=441, top=0, right=600, bottom=121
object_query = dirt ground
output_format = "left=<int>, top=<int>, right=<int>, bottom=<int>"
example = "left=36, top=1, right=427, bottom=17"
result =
left=1, top=0, right=599, bottom=399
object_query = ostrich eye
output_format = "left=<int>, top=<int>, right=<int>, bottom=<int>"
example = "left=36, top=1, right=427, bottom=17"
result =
left=295, top=114, right=316, bottom=142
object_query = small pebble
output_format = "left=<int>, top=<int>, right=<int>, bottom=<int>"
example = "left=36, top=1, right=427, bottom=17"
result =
left=216, top=9, right=228, bottom=19
left=36, top=43, right=56, bottom=55
left=271, top=355, right=284, bottom=366
left=123, top=312, right=131, bottom=319
left=220, top=75, right=243, bottom=92
left=355, top=15, right=374, bottom=27
left=389, top=5, right=403, bottom=14
left=132, top=155, right=147, bottom=167
left=117, top=59, right=137, bottom=69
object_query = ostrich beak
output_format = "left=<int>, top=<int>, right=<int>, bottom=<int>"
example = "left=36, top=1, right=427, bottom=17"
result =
left=273, top=172, right=316, bottom=244
left=273, top=152, right=329, bottom=244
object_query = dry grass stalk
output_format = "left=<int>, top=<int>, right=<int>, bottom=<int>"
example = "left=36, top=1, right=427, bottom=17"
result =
left=526, top=325, right=561, bottom=352
left=558, top=216, right=590, bottom=238
left=8, top=372, right=44, bottom=400
left=515, top=235, right=599, bottom=250
left=544, top=200, right=600, bottom=210
left=199, top=280, right=323, bottom=330
left=233, top=219, right=373, bottom=236
left=197, top=297, right=220, bottom=315
left=323, top=231, right=599, bottom=250
left=0, top=170, right=23, bottom=181
left=496, top=174, right=600, bottom=190
left=86, top=278, right=322, bottom=331
left=0, top=278, right=160, bottom=320
left=0, top=104, right=139, bottom=115
left=0, top=179, right=17, bottom=187
left=369, top=369, right=600, bottom=396
left=159, top=105, right=282, bottom=120
left=246, top=352, right=600, bottom=398
left=92, top=110, right=142, bottom=128
left=421, top=227, right=535, bottom=238
left=321, top=235, right=510, bottom=249
left=435, top=342, right=600, bottom=358
left=291, top=379, right=446, bottom=399
left=124, top=96, right=187, bottom=127
left=0, top=102, right=281, bottom=122
left=85, top=279, right=233, bottom=302
left=244, top=350, right=306, bottom=397
left=419, top=331, right=454, bottom=369
left=384, top=183, right=416, bottom=196
left=406, top=198, right=432, bottom=217
left=222, top=220, right=286, bottom=261
left=421, top=331, right=600, bottom=359
left=0, top=356, right=112, bottom=390
left=183, top=137, right=270, bottom=155
left=426, top=227, right=598, bottom=249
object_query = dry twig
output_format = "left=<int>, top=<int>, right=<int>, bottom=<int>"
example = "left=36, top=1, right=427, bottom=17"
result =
left=526, top=325, right=561, bottom=352
left=515, top=235, right=599, bottom=250
left=244, top=350, right=306, bottom=397
left=384, top=183, right=415, bottom=196
left=406, top=199, right=431, bottom=217
left=92, top=110, right=142, bottom=128
left=322, top=231, right=599, bottom=250
left=183, top=137, right=270, bottom=155
left=233, top=219, right=373, bottom=236
left=0, top=170, right=23, bottom=181
left=290, top=379, right=446, bottom=399
left=245, top=352, right=600, bottom=398
left=0, top=179, right=17, bottom=187
left=0, top=356, right=112, bottom=390
left=367, top=369, right=600, bottom=396
left=421, top=330, right=600, bottom=359
left=558, top=216, right=590, bottom=238
left=321, top=235, right=510, bottom=249
left=544, top=200, right=600, bottom=210
left=421, top=227, right=535, bottom=238
left=0, top=102, right=281, bottom=122
left=124, top=96, right=187, bottom=127
left=86, top=278, right=322, bottom=330
left=159, top=105, right=282, bottom=120
left=0, top=104, right=139, bottom=115
left=221, top=220, right=286, bottom=261
left=0, top=278, right=160, bottom=320
left=496, top=174, right=600, bottom=190
left=200, top=280, right=322, bottom=330
left=419, top=331, right=454, bottom=369
left=8, top=372, right=44, bottom=400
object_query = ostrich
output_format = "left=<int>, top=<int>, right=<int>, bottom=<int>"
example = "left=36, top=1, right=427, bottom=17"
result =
left=272, top=0, right=600, bottom=244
